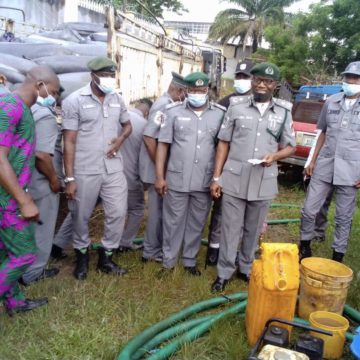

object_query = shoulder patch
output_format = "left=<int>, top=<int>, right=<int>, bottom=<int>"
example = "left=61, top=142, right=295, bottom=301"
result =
left=274, top=98, right=293, bottom=111
left=165, top=101, right=182, bottom=110
left=212, top=102, right=227, bottom=112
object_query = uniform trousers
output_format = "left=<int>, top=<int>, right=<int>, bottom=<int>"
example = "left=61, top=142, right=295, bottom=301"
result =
left=143, top=184, right=163, bottom=259
left=0, top=213, right=36, bottom=309
left=69, top=171, right=127, bottom=250
left=120, top=188, right=145, bottom=248
left=301, top=177, right=357, bottom=253
left=53, top=212, right=73, bottom=250
left=22, top=192, right=59, bottom=283
left=312, top=187, right=334, bottom=239
left=162, top=189, right=212, bottom=268
left=217, top=194, right=271, bottom=279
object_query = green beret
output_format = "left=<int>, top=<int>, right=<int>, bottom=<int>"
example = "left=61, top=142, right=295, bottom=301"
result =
left=171, top=71, right=187, bottom=87
left=250, top=62, right=280, bottom=81
left=184, top=72, right=209, bottom=87
left=87, top=57, right=117, bottom=72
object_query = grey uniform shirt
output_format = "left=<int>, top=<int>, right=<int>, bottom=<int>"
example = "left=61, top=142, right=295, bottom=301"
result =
left=313, top=92, right=360, bottom=186
left=218, top=96, right=295, bottom=201
left=158, top=100, right=225, bottom=193
left=139, top=92, right=173, bottom=184
left=61, top=84, right=130, bottom=175
left=121, top=108, right=147, bottom=191
left=29, top=104, right=59, bottom=200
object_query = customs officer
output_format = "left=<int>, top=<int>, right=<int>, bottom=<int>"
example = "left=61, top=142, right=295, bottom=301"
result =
left=155, top=72, right=226, bottom=275
left=300, top=61, right=360, bottom=263
left=139, top=72, right=187, bottom=262
left=62, top=57, right=131, bottom=280
left=211, top=62, right=296, bottom=292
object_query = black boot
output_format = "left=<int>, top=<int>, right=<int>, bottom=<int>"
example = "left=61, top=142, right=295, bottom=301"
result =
left=205, top=246, right=219, bottom=266
left=299, top=241, right=312, bottom=262
left=50, top=244, right=67, bottom=260
left=97, top=247, right=128, bottom=276
left=6, top=298, right=48, bottom=316
left=332, top=250, right=344, bottom=263
left=74, top=248, right=89, bottom=280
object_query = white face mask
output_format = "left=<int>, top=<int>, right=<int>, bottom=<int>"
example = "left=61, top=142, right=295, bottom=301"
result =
left=95, top=75, right=116, bottom=94
left=187, top=93, right=208, bottom=107
left=342, top=82, right=360, bottom=97
left=234, top=79, right=251, bottom=94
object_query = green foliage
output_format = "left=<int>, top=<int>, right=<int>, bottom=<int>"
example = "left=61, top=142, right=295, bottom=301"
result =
left=92, top=0, right=187, bottom=18
left=208, top=0, right=298, bottom=52
left=260, top=0, right=360, bottom=86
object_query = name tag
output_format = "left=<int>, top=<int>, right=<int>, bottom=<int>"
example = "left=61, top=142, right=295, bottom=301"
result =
left=109, top=103, right=121, bottom=108
left=82, top=104, right=96, bottom=109
left=328, top=110, right=340, bottom=114
left=178, top=117, right=191, bottom=121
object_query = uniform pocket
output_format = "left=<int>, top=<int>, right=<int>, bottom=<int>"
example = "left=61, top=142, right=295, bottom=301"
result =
left=166, top=160, right=184, bottom=188
left=258, top=165, right=278, bottom=198
left=221, top=158, right=243, bottom=194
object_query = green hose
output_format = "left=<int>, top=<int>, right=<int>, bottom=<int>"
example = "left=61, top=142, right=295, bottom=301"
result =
left=344, top=304, right=360, bottom=324
left=117, top=293, right=247, bottom=360
left=132, top=315, right=215, bottom=360
left=271, top=203, right=301, bottom=208
left=146, top=300, right=248, bottom=360
left=267, top=219, right=300, bottom=224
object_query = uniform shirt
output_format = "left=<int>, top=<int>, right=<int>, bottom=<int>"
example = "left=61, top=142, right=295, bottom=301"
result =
left=61, top=84, right=130, bottom=175
left=139, top=92, right=173, bottom=184
left=313, top=92, right=360, bottom=186
left=218, top=92, right=237, bottom=109
left=218, top=95, right=295, bottom=201
left=121, top=108, right=147, bottom=191
left=158, top=100, right=225, bottom=193
left=28, top=104, right=59, bottom=201
left=0, top=93, right=35, bottom=214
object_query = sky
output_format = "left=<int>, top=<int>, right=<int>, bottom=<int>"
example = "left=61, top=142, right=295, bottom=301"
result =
left=163, top=0, right=324, bottom=22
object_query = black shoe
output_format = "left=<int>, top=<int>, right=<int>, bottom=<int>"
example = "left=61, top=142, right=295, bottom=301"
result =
left=184, top=266, right=201, bottom=276
left=312, top=235, right=325, bottom=242
left=97, top=247, right=128, bottom=275
left=6, top=297, right=48, bottom=316
left=19, top=268, right=60, bottom=286
left=141, top=255, right=163, bottom=263
left=205, top=247, right=219, bottom=266
left=117, top=246, right=133, bottom=253
left=236, top=270, right=250, bottom=283
left=50, top=244, right=68, bottom=260
left=74, top=248, right=89, bottom=280
left=332, top=250, right=344, bottom=263
left=156, top=267, right=174, bottom=279
left=299, top=241, right=312, bottom=262
left=211, top=277, right=228, bottom=292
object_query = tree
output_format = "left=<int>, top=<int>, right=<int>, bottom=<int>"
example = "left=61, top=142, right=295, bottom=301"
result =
left=260, top=0, right=360, bottom=85
left=208, top=0, right=298, bottom=53
left=93, top=0, right=187, bottom=19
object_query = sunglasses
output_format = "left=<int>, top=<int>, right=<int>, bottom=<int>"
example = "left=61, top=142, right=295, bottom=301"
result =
left=252, top=77, right=276, bottom=86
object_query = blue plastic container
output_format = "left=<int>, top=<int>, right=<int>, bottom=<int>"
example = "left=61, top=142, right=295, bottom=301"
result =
left=295, top=84, right=342, bottom=102
left=351, top=326, right=360, bottom=359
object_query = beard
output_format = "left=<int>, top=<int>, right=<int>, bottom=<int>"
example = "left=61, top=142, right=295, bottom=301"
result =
left=253, top=91, right=272, bottom=102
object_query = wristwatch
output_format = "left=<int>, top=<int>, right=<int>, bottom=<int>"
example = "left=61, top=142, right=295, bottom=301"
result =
left=212, top=177, right=220, bottom=182
left=64, top=177, right=76, bottom=184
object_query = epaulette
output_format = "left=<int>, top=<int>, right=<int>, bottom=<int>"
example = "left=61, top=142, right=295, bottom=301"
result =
left=211, top=102, right=227, bottom=112
left=229, top=95, right=249, bottom=106
left=165, top=101, right=182, bottom=110
left=274, top=98, right=293, bottom=111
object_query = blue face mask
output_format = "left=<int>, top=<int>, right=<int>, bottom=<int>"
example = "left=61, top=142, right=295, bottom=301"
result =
left=37, top=83, right=56, bottom=107
left=187, top=93, right=208, bottom=107
left=234, top=79, right=251, bottom=94
left=342, top=82, right=360, bottom=97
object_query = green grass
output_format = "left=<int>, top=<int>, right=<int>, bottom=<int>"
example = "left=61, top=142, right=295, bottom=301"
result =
left=1, top=174, right=360, bottom=360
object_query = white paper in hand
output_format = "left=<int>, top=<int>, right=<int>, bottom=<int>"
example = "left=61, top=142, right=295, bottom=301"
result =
left=248, top=158, right=265, bottom=165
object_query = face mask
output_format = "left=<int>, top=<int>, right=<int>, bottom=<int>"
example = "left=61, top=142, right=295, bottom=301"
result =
left=36, top=83, right=56, bottom=107
left=234, top=79, right=251, bottom=94
left=96, top=76, right=116, bottom=94
left=342, top=82, right=360, bottom=97
left=187, top=93, right=208, bottom=107
left=253, top=91, right=272, bottom=103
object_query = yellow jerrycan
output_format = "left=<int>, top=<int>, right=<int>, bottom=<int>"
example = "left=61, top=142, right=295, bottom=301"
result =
left=246, top=243, right=300, bottom=346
